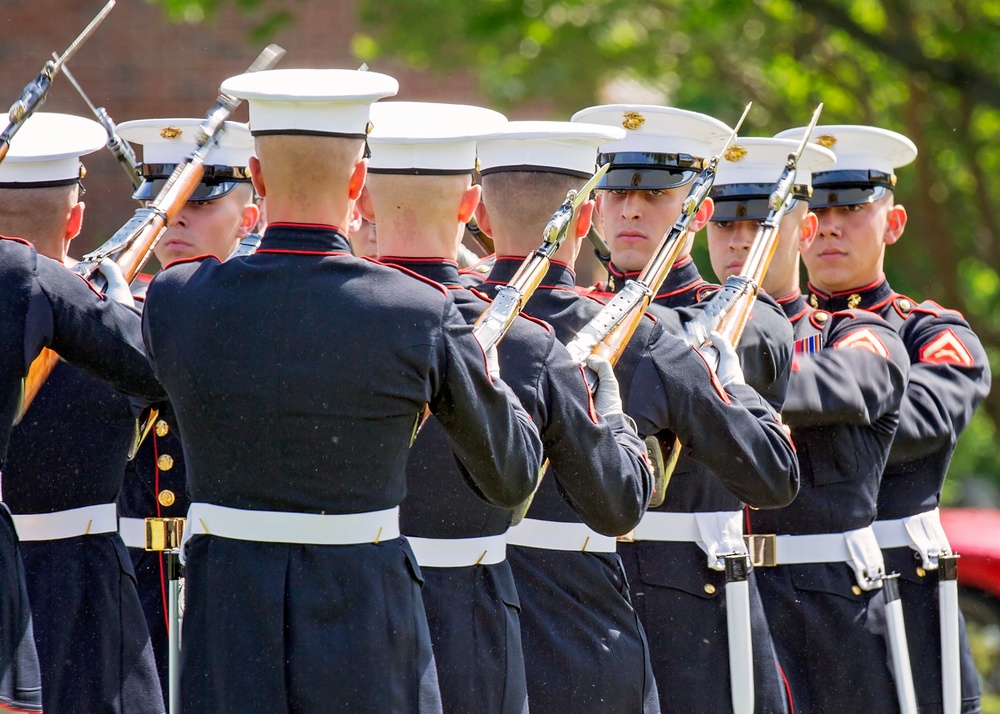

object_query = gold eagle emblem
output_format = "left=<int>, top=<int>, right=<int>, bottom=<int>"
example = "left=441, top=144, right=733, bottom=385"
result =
left=160, top=126, right=183, bottom=139
left=724, top=145, right=748, bottom=162
left=816, top=134, right=837, bottom=149
left=622, top=111, right=645, bottom=131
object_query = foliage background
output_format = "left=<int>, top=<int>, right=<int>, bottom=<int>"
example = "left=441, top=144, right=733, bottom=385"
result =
left=150, top=0, right=1000, bottom=505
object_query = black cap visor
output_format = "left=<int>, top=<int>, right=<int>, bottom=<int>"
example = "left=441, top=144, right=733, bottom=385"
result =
left=597, top=151, right=704, bottom=190
left=132, top=163, right=252, bottom=202
left=809, top=169, right=894, bottom=208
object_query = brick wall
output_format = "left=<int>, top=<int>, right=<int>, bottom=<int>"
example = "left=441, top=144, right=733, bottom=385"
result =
left=0, top=0, right=483, bottom=256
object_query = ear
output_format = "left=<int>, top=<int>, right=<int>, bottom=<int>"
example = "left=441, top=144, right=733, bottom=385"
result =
left=356, top=185, right=376, bottom=223
left=474, top=200, right=494, bottom=238
left=65, top=201, right=85, bottom=241
left=799, top=211, right=819, bottom=253
left=689, top=196, right=714, bottom=232
left=457, top=184, right=482, bottom=224
left=249, top=157, right=266, bottom=198
left=575, top=198, right=595, bottom=239
left=237, top=202, right=261, bottom=239
left=884, top=203, right=907, bottom=246
left=348, top=205, right=364, bottom=234
left=348, top=158, right=368, bottom=201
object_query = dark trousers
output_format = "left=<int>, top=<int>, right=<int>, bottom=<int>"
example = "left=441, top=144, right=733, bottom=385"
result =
left=181, top=535, right=442, bottom=714
left=0, top=507, right=41, bottom=712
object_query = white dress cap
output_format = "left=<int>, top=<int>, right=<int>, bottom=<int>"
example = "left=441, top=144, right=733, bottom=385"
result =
left=221, top=68, right=399, bottom=137
left=477, top=121, right=625, bottom=178
left=709, top=138, right=837, bottom=222
left=0, top=112, right=106, bottom=186
left=714, top=138, right=836, bottom=189
left=570, top=104, right=732, bottom=159
left=117, top=118, right=254, bottom=167
left=367, top=102, right=507, bottom=173
left=773, top=124, right=917, bottom=174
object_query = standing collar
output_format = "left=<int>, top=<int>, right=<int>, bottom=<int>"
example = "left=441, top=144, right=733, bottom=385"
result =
left=379, top=257, right=462, bottom=287
left=806, top=275, right=894, bottom=312
left=257, top=223, right=352, bottom=254
left=483, top=256, right=578, bottom=290
left=776, top=291, right=809, bottom=323
left=606, top=255, right=704, bottom=296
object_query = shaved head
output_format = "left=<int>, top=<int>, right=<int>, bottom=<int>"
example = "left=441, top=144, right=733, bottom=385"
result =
left=0, top=184, right=80, bottom=258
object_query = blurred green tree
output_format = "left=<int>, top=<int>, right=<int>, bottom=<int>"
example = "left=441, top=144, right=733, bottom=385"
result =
left=147, top=0, right=1000, bottom=500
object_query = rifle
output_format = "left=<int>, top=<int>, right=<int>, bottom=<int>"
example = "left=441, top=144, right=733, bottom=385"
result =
left=16, top=44, right=286, bottom=423
left=59, top=60, right=141, bottom=190
left=0, top=1, right=115, bottom=164
left=682, top=103, right=824, bottom=351
left=559, top=103, right=752, bottom=509
left=472, top=163, right=608, bottom=351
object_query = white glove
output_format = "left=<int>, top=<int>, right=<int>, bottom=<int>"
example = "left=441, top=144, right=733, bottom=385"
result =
left=485, top=343, right=500, bottom=382
left=698, top=330, right=745, bottom=388
left=96, top=259, right=134, bottom=308
left=586, top=353, right=624, bottom=417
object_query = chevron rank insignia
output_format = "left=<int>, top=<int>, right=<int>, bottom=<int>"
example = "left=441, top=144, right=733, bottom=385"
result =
left=833, top=328, right=888, bottom=358
left=919, top=328, right=974, bottom=367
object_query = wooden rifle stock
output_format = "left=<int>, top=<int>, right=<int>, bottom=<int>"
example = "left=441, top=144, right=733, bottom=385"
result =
left=560, top=104, right=752, bottom=511
left=15, top=45, right=285, bottom=423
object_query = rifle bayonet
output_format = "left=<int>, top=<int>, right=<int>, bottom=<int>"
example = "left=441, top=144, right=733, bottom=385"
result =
left=59, top=60, right=141, bottom=189
left=0, top=0, right=115, bottom=162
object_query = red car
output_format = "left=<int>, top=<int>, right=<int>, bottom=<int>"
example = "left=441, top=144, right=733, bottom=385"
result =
left=941, top=508, right=1000, bottom=706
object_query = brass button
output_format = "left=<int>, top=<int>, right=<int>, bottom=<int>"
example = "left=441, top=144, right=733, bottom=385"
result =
left=157, top=454, right=174, bottom=471
left=916, top=566, right=927, bottom=578
left=704, top=583, right=716, bottom=595
left=898, top=298, right=912, bottom=311
left=155, top=420, right=170, bottom=437
left=851, top=585, right=862, bottom=596
left=814, top=311, right=828, bottom=323
left=158, top=489, right=176, bottom=507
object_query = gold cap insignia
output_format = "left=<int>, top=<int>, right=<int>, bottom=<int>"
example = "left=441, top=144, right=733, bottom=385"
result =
left=79, top=166, right=87, bottom=180
left=160, top=126, right=183, bottom=140
left=365, top=121, right=374, bottom=136
left=809, top=294, right=819, bottom=308
left=816, top=134, right=837, bottom=149
left=847, top=293, right=862, bottom=309
left=622, top=111, right=645, bottom=131
left=724, top=145, right=748, bottom=162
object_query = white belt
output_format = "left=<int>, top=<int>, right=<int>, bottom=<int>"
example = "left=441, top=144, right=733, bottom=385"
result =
left=747, top=526, right=886, bottom=591
left=872, top=508, right=952, bottom=571
left=119, top=517, right=146, bottom=549
left=13, top=503, right=118, bottom=542
left=506, top=518, right=616, bottom=553
left=625, top=511, right=746, bottom=571
left=183, top=503, right=400, bottom=550
left=407, top=534, right=507, bottom=567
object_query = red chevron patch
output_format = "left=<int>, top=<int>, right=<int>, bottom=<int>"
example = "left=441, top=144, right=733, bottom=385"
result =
left=833, top=328, right=889, bottom=358
left=919, top=328, right=974, bottom=367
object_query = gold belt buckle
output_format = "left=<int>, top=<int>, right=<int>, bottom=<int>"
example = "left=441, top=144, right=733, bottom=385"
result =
left=745, top=534, right=777, bottom=568
left=616, top=529, right=636, bottom=543
left=144, top=517, right=186, bottom=552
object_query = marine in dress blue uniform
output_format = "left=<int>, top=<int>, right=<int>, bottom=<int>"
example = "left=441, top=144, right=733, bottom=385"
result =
left=0, top=113, right=164, bottom=713
left=141, top=69, right=544, bottom=714
left=571, top=106, right=797, bottom=713
left=362, top=103, right=654, bottom=714
left=777, top=123, right=990, bottom=714
left=114, top=118, right=260, bottom=708
left=703, top=136, right=913, bottom=712
left=476, top=121, right=799, bottom=713
left=0, top=241, right=163, bottom=712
